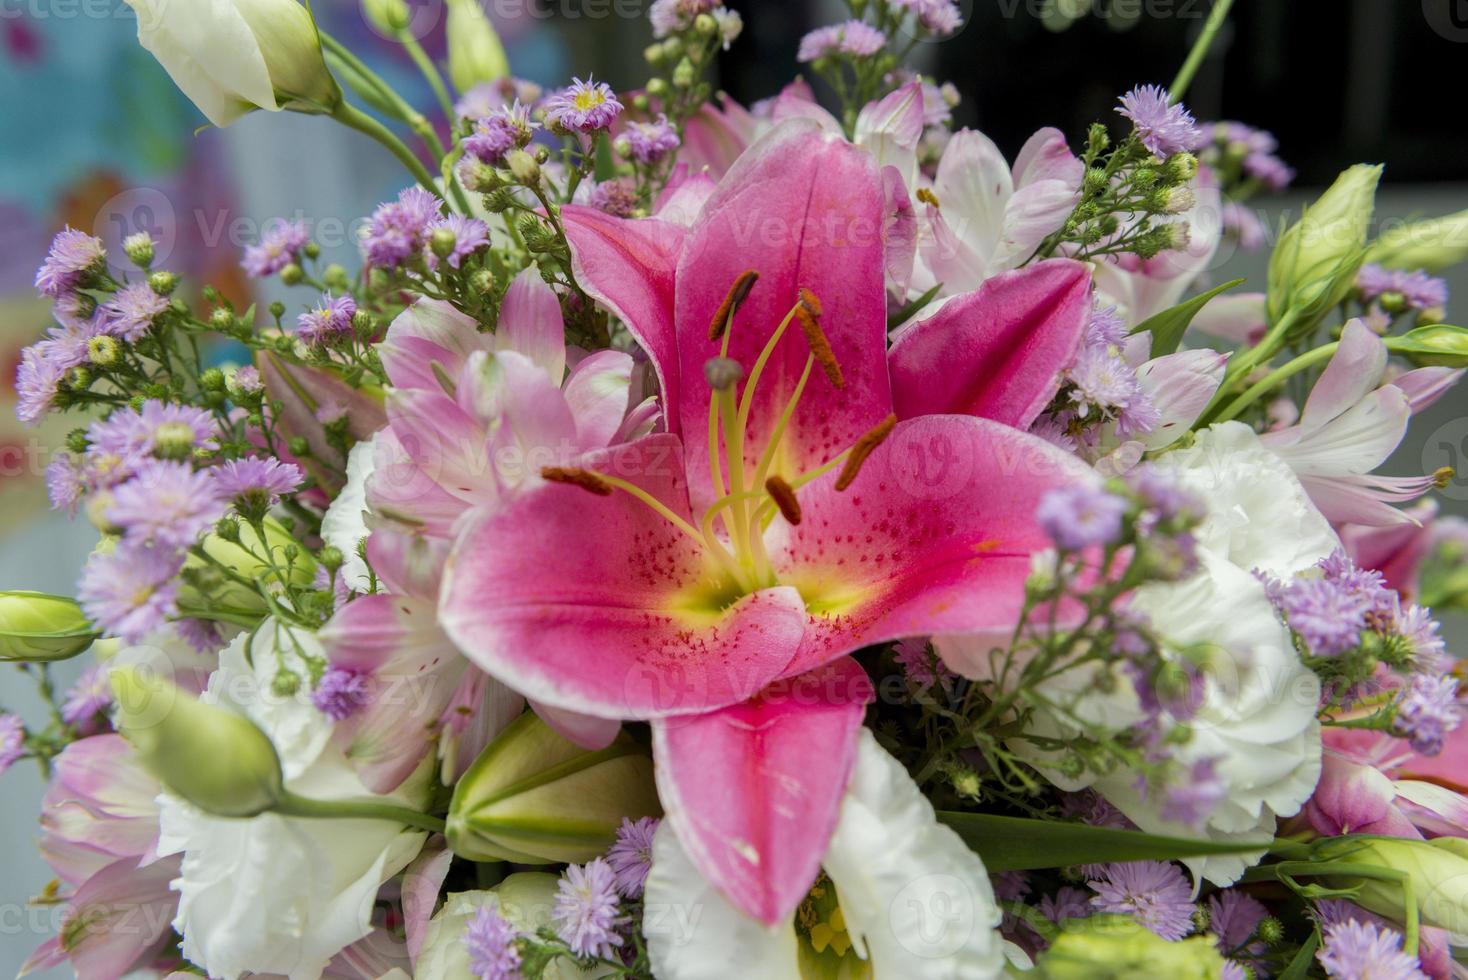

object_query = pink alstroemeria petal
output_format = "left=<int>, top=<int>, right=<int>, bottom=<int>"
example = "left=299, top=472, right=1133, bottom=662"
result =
left=402, top=837, right=454, bottom=964
left=52, top=856, right=179, bottom=980
left=1394, top=780, right=1468, bottom=838
left=563, top=350, right=637, bottom=450
left=1305, top=753, right=1419, bottom=838
left=1300, top=319, right=1387, bottom=432
left=1012, top=127, right=1085, bottom=189
left=438, top=435, right=808, bottom=719
left=384, top=386, right=495, bottom=504
left=1133, top=348, right=1229, bottom=450
left=674, top=120, right=894, bottom=511
left=1395, top=366, right=1465, bottom=414
left=531, top=699, right=623, bottom=750
left=495, top=268, right=567, bottom=385
left=378, top=299, right=489, bottom=392
left=1340, top=500, right=1438, bottom=596
left=1299, top=474, right=1428, bottom=527
left=652, top=657, right=874, bottom=926
left=768, top=415, right=1096, bottom=678
left=1263, top=385, right=1411, bottom=478
left=888, top=260, right=1092, bottom=429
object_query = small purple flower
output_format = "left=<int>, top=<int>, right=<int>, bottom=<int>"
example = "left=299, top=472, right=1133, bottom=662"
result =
left=212, top=457, right=304, bottom=507
left=313, top=667, right=373, bottom=721
left=618, top=114, right=681, bottom=165
left=88, top=401, right=215, bottom=464
left=1037, top=485, right=1127, bottom=551
left=454, top=77, right=544, bottom=120
left=648, top=0, right=719, bottom=38
left=363, top=187, right=443, bottom=269
left=1066, top=345, right=1159, bottom=436
left=1317, top=919, right=1428, bottom=980
left=894, top=637, right=951, bottom=688
left=1244, top=151, right=1295, bottom=191
left=586, top=179, right=641, bottom=218
left=1084, top=304, right=1128, bottom=349
left=1207, top=889, right=1268, bottom=961
left=108, top=461, right=228, bottom=550
left=45, top=453, right=86, bottom=514
left=61, top=664, right=114, bottom=735
left=1357, top=264, right=1449, bottom=312
left=1277, top=577, right=1371, bottom=656
left=1117, top=85, right=1203, bottom=158
left=545, top=77, right=623, bottom=134
left=242, top=220, right=310, bottom=278
left=35, top=228, right=105, bottom=298
left=1126, top=466, right=1202, bottom=522
left=798, top=21, right=888, bottom=62
left=463, top=102, right=535, bottom=165
left=229, top=366, right=263, bottom=396
left=16, top=348, right=69, bottom=425
left=297, top=294, right=358, bottom=346
left=552, top=858, right=624, bottom=959
left=463, top=905, right=522, bottom=980
left=77, top=544, right=183, bottom=643
left=606, top=816, right=660, bottom=898
left=175, top=617, right=224, bottom=655
left=1394, top=673, right=1462, bottom=756
left=1393, top=602, right=1447, bottom=670
left=103, top=282, right=170, bottom=342
left=993, top=871, right=1031, bottom=902
left=1040, top=886, right=1092, bottom=924
left=0, top=714, right=25, bottom=776
left=428, top=215, right=491, bottom=271
left=891, top=0, right=963, bottom=35
left=1161, top=757, right=1226, bottom=828
left=1088, top=860, right=1196, bottom=941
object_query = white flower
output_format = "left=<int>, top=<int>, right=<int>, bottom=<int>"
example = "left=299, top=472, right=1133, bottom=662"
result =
left=123, top=0, right=339, bottom=127
left=155, top=624, right=431, bottom=979
left=321, top=439, right=376, bottom=592
left=643, top=730, right=1006, bottom=979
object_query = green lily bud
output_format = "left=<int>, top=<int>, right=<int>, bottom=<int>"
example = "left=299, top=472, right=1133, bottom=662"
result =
left=1035, top=916, right=1228, bottom=979
left=111, top=667, right=284, bottom=818
left=1388, top=323, right=1468, bottom=368
left=1326, top=837, right=1468, bottom=935
left=362, top=0, right=411, bottom=34
left=181, top=517, right=317, bottom=614
left=1267, top=164, right=1382, bottom=328
left=446, top=0, right=509, bottom=93
left=1368, top=207, right=1468, bottom=273
left=0, top=592, right=96, bottom=662
left=447, top=712, right=660, bottom=864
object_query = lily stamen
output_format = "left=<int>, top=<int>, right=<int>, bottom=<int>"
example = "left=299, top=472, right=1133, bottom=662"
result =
left=765, top=476, right=802, bottom=526
left=835, top=414, right=897, bottom=492
left=709, top=269, right=760, bottom=341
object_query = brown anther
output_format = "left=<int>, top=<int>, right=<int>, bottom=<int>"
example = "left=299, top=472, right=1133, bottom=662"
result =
left=795, top=304, right=844, bottom=390
left=835, top=414, right=897, bottom=492
left=704, top=356, right=745, bottom=391
left=709, top=269, right=760, bottom=341
left=1435, top=466, right=1456, bottom=490
left=915, top=187, right=940, bottom=209
left=540, top=466, right=614, bottom=496
left=764, top=475, right=803, bottom=526
left=798, top=287, right=823, bottom=318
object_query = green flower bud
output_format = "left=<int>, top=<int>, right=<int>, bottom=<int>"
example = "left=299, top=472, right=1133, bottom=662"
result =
left=1388, top=323, right=1468, bottom=368
left=147, top=271, right=178, bottom=296
left=694, top=12, right=718, bottom=35
left=506, top=149, right=540, bottom=186
left=1267, top=164, right=1382, bottom=327
left=446, top=712, right=660, bottom=864
left=112, top=668, right=284, bottom=818
left=445, top=0, right=509, bottom=93
left=317, top=545, right=344, bottom=571
left=122, top=232, right=155, bottom=267
left=362, top=0, right=411, bottom=34
left=323, top=263, right=351, bottom=291
left=1163, top=152, right=1199, bottom=184
left=269, top=300, right=287, bottom=320
left=672, top=56, right=697, bottom=89
left=181, top=517, right=317, bottom=614
left=644, top=43, right=666, bottom=66
left=430, top=226, right=458, bottom=260
left=0, top=592, right=96, bottom=663
left=86, top=335, right=121, bottom=368
left=1035, top=916, right=1228, bottom=979
left=65, top=428, right=89, bottom=454
left=1367, top=207, right=1468, bottom=273
left=280, top=262, right=304, bottom=286
left=646, top=77, right=671, bottom=99
left=1325, top=836, right=1468, bottom=936
left=270, top=671, right=301, bottom=697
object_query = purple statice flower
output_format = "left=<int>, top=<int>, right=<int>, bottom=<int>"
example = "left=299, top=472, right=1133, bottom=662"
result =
left=1040, top=887, right=1092, bottom=924
left=428, top=215, right=490, bottom=271
left=108, top=461, right=227, bottom=550
left=1394, top=674, right=1462, bottom=756
left=463, top=905, right=522, bottom=980
left=77, top=544, right=183, bottom=643
left=618, top=114, right=681, bottom=165
left=1117, top=85, right=1203, bottom=158
left=1088, top=861, right=1196, bottom=941
left=61, top=664, right=113, bottom=735
left=649, top=0, right=719, bottom=38
left=1222, top=202, right=1268, bottom=250
left=1066, top=345, right=1160, bottom=437
left=798, top=21, right=888, bottom=62
left=0, top=714, right=25, bottom=776
left=45, top=453, right=86, bottom=514
left=103, top=282, right=171, bottom=342
left=606, top=816, right=660, bottom=899
left=545, top=77, right=623, bottom=134
left=552, top=858, right=625, bottom=959
left=463, top=102, right=534, bottom=165
left=296, top=293, right=358, bottom=346
left=1317, top=919, right=1428, bottom=980
left=89, top=401, right=215, bottom=463
left=35, top=228, right=105, bottom=298
left=313, top=667, right=373, bottom=722
left=1160, top=757, right=1225, bottom=828
left=362, top=187, right=443, bottom=269
left=1276, top=577, right=1371, bottom=656
left=891, top=0, right=963, bottom=35
left=1357, top=264, right=1450, bottom=312
left=1036, top=485, right=1127, bottom=551
left=212, top=456, right=304, bottom=507
left=242, top=220, right=310, bottom=278
left=1206, top=889, right=1268, bottom=961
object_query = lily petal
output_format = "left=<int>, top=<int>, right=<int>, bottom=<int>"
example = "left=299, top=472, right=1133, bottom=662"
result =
left=1300, top=319, right=1387, bottom=432
left=563, top=349, right=636, bottom=450
left=651, top=657, right=873, bottom=925
left=495, top=269, right=567, bottom=386
left=379, top=299, right=489, bottom=392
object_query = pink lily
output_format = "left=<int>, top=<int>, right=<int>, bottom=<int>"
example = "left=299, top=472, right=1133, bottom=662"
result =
left=1340, top=501, right=1441, bottom=600
left=1260, top=319, right=1455, bottom=526
left=1306, top=728, right=1468, bottom=841
left=438, top=120, right=1096, bottom=925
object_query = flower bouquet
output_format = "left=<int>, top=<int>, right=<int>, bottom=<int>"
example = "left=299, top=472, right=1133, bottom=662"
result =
left=8, top=0, right=1468, bottom=977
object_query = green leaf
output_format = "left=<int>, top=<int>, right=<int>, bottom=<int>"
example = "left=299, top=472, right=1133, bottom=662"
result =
left=1131, top=278, right=1245, bottom=357
left=888, top=282, right=944, bottom=332
left=1278, top=931, right=1320, bottom=980
left=936, top=812, right=1272, bottom=873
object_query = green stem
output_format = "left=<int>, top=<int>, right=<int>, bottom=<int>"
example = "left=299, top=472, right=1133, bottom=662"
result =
left=1212, top=341, right=1338, bottom=423
left=274, top=789, right=447, bottom=834
left=330, top=101, right=440, bottom=199
left=397, top=32, right=457, bottom=123
left=1169, top=0, right=1235, bottom=103
left=321, top=34, right=445, bottom=157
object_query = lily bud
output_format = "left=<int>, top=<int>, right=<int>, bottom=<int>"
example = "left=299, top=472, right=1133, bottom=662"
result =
left=362, top=0, right=411, bottom=33
left=1389, top=323, right=1468, bottom=368
left=1267, top=164, right=1382, bottom=328
left=1326, top=836, right=1468, bottom=936
left=124, top=0, right=341, bottom=128
left=445, top=0, right=509, bottom=93
left=1368, top=207, right=1468, bottom=273
left=1035, top=916, right=1229, bottom=979
left=0, top=592, right=96, bottom=662
left=181, top=517, right=317, bottom=613
left=111, top=668, right=284, bottom=818
left=446, top=712, right=660, bottom=863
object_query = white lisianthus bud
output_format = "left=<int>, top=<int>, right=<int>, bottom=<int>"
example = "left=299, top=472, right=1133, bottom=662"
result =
left=1368, top=206, right=1468, bottom=273
left=0, top=591, right=96, bottom=662
left=1267, top=163, right=1382, bottom=327
left=1326, top=837, right=1468, bottom=936
left=445, top=0, right=509, bottom=93
left=124, top=0, right=341, bottom=128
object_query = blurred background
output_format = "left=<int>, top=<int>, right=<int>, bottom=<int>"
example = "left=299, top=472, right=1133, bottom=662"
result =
left=0, top=1, right=1464, bottom=974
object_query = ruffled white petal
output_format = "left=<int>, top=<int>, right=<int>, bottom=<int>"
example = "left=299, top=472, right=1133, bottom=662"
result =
left=321, top=439, right=376, bottom=593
